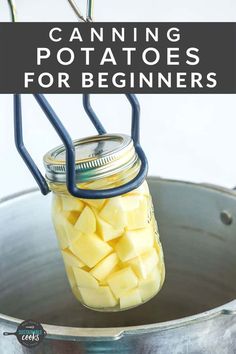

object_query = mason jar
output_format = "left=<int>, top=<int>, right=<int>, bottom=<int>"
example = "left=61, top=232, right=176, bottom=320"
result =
left=44, top=133, right=165, bottom=311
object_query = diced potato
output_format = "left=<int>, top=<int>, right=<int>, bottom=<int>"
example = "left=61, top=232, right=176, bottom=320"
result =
left=128, top=181, right=150, bottom=197
left=79, top=286, right=117, bottom=308
left=64, top=211, right=80, bottom=225
left=69, top=233, right=112, bottom=268
left=52, top=195, right=62, bottom=213
left=64, top=220, right=82, bottom=244
left=108, top=239, right=119, bottom=249
left=154, top=238, right=164, bottom=261
left=100, top=197, right=127, bottom=229
left=73, top=267, right=99, bottom=288
left=97, top=216, right=124, bottom=242
left=53, top=219, right=69, bottom=250
left=120, top=288, right=142, bottom=309
left=83, top=198, right=105, bottom=210
left=160, top=262, right=166, bottom=287
left=115, top=228, right=154, bottom=262
left=139, top=267, right=161, bottom=302
left=62, top=249, right=85, bottom=268
left=72, top=286, right=82, bottom=302
left=126, top=197, right=149, bottom=230
left=61, top=196, right=84, bottom=212
left=65, top=265, right=77, bottom=288
left=127, top=248, right=159, bottom=279
left=122, top=195, right=141, bottom=211
left=74, top=206, right=96, bottom=234
left=52, top=209, right=81, bottom=248
left=90, top=253, right=119, bottom=281
left=107, top=267, right=138, bottom=298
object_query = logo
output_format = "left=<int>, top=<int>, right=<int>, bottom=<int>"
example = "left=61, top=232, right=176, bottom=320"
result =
left=3, top=320, right=47, bottom=348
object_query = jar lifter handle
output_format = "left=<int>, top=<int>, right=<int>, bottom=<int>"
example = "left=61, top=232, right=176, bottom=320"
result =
left=14, top=95, right=50, bottom=195
left=14, top=93, right=148, bottom=199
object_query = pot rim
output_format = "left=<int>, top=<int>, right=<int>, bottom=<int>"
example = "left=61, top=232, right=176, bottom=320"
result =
left=0, top=177, right=236, bottom=341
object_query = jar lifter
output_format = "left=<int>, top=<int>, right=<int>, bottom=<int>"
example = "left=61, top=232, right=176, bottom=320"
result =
left=8, top=0, right=148, bottom=199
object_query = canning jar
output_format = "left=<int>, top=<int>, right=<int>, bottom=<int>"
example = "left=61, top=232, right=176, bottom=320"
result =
left=44, top=134, right=165, bottom=311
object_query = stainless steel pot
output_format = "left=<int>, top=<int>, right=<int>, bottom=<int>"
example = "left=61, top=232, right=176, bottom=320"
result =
left=0, top=177, right=236, bottom=353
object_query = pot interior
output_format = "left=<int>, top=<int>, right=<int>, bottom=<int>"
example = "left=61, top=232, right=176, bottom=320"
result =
left=0, top=179, right=236, bottom=328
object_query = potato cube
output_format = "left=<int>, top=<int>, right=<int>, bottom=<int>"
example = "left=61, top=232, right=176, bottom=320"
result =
left=52, top=195, right=62, bottom=213
left=128, top=181, right=150, bottom=197
left=107, top=267, right=138, bottom=298
left=115, top=228, right=154, bottom=262
left=69, top=233, right=112, bottom=268
left=74, top=206, right=96, bottom=234
left=62, top=249, right=85, bottom=268
left=97, top=216, right=124, bottom=242
left=127, top=248, right=159, bottom=279
left=53, top=209, right=81, bottom=248
left=53, top=222, right=69, bottom=250
left=83, top=198, right=105, bottom=210
left=122, top=195, right=141, bottom=211
left=100, top=197, right=127, bottom=229
left=64, top=211, right=80, bottom=225
left=108, top=239, right=119, bottom=249
left=73, top=267, right=99, bottom=288
left=79, top=286, right=117, bottom=308
left=120, top=288, right=142, bottom=309
left=65, top=265, right=77, bottom=289
left=72, top=286, right=82, bottom=302
left=139, top=267, right=161, bottom=302
left=126, top=197, right=149, bottom=230
left=90, top=253, right=119, bottom=281
left=61, top=196, right=84, bottom=212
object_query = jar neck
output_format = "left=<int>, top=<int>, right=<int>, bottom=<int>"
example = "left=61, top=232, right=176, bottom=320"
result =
left=49, top=158, right=141, bottom=196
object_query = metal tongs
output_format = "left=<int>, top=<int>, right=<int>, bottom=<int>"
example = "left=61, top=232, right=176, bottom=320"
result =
left=8, top=0, right=148, bottom=199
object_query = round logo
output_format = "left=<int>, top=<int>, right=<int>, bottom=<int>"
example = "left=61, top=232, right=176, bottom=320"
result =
left=3, top=320, right=47, bottom=348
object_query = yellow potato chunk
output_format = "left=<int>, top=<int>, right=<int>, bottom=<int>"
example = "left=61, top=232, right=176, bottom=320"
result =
left=74, top=206, right=96, bottom=234
left=61, top=196, right=84, bottom=212
left=53, top=208, right=82, bottom=247
left=62, top=249, right=85, bottom=268
left=120, top=288, right=142, bottom=309
left=72, top=286, right=82, bottom=302
left=73, top=267, right=99, bottom=288
left=100, top=197, right=127, bottom=229
left=125, top=197, right=149, bottom=230
left=122, top=195, right=141, bottom=211
left=65, top=265, right=77, bottom=289
left=64, top=211, right=80, bottom=225
left=83, top=198, right=105, bottom=210
left=90, top=253, right=119, bottom=281
left=53, top=222, right=69, bottom=250
left=69, top=233, right=112, bottom=268
left=139, top=267, right=161, bottom=302
left=115, top=228, right=154, bottom=262
left=52, top=195, right=62, bottom=213
left=52, top=209, right=73, bottom=249
left=127, top=248, right=159, bottom=279
left=128, top=181, right=150, bottom=197
left=79, top=286, right=117, bottom=308
left=107, top=267, right=138, bottom=298
left=64, top=220, right=82, bottom=244
left=108, top=239, right=119, bottom=249
left=97, top=216, right=124, bottom=242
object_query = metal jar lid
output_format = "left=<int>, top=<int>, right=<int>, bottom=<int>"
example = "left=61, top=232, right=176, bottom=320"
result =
left=43, top=134, right=139, bottom=183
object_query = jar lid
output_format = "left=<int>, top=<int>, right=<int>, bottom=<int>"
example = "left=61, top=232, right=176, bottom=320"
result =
left=43, top=134, right=138, bottom=183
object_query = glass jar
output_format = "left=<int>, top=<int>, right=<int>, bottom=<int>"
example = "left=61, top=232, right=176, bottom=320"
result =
left=44, top=134, right=165, bottom=311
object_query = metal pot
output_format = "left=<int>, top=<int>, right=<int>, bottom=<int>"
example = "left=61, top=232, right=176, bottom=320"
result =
left=0, top=177, right=236, bottom=353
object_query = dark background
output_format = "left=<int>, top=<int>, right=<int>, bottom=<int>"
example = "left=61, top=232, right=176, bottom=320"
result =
left=0, top=22, right=235, bottom=93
